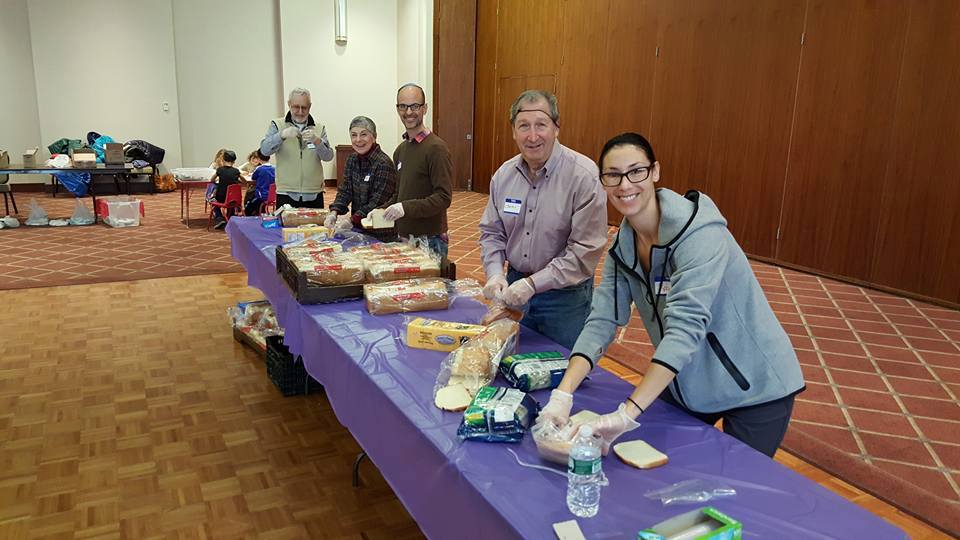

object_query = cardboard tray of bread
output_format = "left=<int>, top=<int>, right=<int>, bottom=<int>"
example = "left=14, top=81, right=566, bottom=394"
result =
left=276, top=243, right=456, bottom=305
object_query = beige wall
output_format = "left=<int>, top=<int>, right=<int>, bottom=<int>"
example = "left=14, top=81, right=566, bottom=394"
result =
left=26, top=0, right=183, bottom=170
left=279, top=0, right=401, bottom=178
left=0, top=0, right=42, bottom=184
left=3, top=0, right=434, bottom=182
left=397, top=0, right=434, bottom=143
left=172, top=0, right=284, bottom=167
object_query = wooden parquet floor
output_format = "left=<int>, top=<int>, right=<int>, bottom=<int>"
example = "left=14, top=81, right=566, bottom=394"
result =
left=0, top=273, right=950, bottom=539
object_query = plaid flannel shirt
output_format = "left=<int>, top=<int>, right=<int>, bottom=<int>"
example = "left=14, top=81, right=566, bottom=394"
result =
left=329, top=144, right=396, bottom=218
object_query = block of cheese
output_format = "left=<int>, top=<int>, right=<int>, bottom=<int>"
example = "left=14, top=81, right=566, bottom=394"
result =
left=364, top=278, right=449, bottom=315
left=406, top=318, right=486, bottom=352
left=282, top=225, right=330, bottom=243
left=613, top=440, right=668, bottom=469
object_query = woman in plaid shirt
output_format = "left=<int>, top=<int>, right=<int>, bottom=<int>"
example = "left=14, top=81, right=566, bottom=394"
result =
left=325, top=116, right=396, bottom=230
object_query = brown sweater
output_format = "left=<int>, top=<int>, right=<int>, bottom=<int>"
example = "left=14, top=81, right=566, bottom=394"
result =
left=389, top=133, right=453, bottom=236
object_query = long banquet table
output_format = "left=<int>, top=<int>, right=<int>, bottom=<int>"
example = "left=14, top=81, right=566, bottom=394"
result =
left=227, top=217, right=905, bottom=539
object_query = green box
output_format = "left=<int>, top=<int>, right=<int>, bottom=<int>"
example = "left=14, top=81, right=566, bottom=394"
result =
left=638, top=507, right=742, bottom=540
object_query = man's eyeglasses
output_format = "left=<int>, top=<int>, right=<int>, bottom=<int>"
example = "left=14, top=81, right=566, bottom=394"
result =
left=599, top=166, right=653, bottom=187
left=396, top=103, right=425, bottom=113
left=290, top=104, right=311, bottom=111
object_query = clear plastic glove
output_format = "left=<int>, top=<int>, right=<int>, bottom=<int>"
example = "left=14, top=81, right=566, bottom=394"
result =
left=302, top=128, right=317, bottom=143
left=583, top=403, right=641, bottom=455
left=280, top=126, right=299, bottom=140
left=483, top=275, right=508, bottom=300
left=502, top=278, right=535, bottom=308
left=537, top=389, right=573, bottom=428
left=323, top=212, right=338, bottom=228
left=383, top=202, right=405, bottom=221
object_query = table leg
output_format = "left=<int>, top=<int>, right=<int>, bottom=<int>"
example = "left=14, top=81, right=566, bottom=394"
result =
left=352, top=451, right=367, bottom=487
left=185, top=186, right=191, bottom=228
left=179, top=186, right=185, bottom=221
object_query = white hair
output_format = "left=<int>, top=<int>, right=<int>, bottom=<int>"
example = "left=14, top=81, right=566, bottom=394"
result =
left=288, top=87, right=311, bottom=102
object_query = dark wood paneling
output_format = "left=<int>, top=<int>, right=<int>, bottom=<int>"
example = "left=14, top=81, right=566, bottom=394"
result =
left=701, top=0, right=805, bottom=258
left=648, top=0, right=724, bottom=197
left=472, top=0, right=498, bottom=194
left=871, top=0, right=960, bottom=303
left=777, top=0, right=909, bottom=280
left=494, top=75, right=557, bottom=169
left=556, top=0, right=660, bottom=226
left=434, top=0, right=476, bottom=190
left=473, top=0, right=562, bottom=194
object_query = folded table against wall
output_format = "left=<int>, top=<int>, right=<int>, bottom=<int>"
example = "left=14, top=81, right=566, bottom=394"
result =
left=226, top=217, right=906, bottom=540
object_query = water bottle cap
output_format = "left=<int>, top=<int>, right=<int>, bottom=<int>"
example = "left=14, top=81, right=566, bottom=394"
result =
left=579, top=426, right=593, bottom=438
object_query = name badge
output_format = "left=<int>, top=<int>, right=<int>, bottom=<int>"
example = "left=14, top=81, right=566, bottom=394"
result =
left=503, top=198, right=522, bottom=215
left=655, top=276, right=671, bottom=296
left=363, top=174, right=371, bottom=183
left=397, top=162, right=403, bottom=171
left=307, top=143, right=316, bottom=149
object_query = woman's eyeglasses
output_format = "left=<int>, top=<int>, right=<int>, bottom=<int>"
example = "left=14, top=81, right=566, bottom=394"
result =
left=599, top=166, right=653, bottom=187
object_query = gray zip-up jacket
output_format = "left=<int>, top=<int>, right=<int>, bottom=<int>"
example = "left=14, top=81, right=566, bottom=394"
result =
left=571, top=188, right=805, bottom=413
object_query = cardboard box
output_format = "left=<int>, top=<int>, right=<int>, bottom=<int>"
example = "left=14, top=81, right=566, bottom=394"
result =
left=70, top=147, right=96, bottom=167
left=23, top=146, right=39, bottom=166
left=281, top=225, right=330, bottom=243
left=406, top=317, right=486, bottom=352
left=638, top=507, right=742, bottom=540
left=104, top=143, right=124, bottom=164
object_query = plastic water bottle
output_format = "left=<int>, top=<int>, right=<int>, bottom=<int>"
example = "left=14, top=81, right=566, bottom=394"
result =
left=567, top=426, right=604, bottom=517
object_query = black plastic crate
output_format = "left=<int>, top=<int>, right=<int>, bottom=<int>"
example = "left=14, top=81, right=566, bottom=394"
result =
left=275, top=246, right=456, bottom=305
left=265, top=335, right=323, bottom=397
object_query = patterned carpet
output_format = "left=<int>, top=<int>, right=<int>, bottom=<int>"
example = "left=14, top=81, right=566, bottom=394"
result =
left=0, top=190, right=241, bottom=290
left=3, top=188, right=959, bottom=533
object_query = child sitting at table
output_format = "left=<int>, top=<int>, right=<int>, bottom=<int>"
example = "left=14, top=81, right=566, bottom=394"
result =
left=210, top=150, right=241, bottom=229
left=238, top=149, right=265, bottom=177
left=205, top=148, right=227, bottom=203
left=244, top=151, right=276, bottom=216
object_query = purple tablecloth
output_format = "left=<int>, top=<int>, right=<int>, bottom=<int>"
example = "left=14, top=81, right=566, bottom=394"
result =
left=227, top=217, right=905, bottom=539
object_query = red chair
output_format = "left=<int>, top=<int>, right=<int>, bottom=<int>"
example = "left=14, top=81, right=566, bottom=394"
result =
left=207, top=183, right=243, bottom=230
left=259, top=183, right=277, bottom=215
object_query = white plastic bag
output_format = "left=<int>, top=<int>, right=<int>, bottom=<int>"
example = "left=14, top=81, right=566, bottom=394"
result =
left=69, top=199, right=95, bottom=225
left=25, top=198, right=49, bottom=226
left=1, top=216, right=19, bottom=228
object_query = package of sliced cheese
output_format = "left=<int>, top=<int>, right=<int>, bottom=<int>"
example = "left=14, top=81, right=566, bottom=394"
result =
left=364, top=278, right=450, bottom=314
left=433, top=320, right=519, bottom=409
left=456, top=386, right=539, bottom=443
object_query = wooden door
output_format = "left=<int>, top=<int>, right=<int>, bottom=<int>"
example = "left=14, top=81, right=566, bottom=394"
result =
left=434, top=0, right=477, bottom=191
left=871, top=0, right=960, bottom=303
left=776, top=0, right=909, bottom=280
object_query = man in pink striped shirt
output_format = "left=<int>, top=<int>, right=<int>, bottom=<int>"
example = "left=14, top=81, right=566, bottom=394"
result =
left=479, top=90, right=608, bottom=349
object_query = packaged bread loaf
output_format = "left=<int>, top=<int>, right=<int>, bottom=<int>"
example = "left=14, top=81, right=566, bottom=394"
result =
left=432, top=320, right=520, bottom=405
left=284, top=241, right=343, bottom=257
left=365, top=257, right=441, bottom=283
left=281, top=208, right=328, bottom=227
left=302, top=258, right=366, bottom=286
left=364, top=278, right=449, bottom=315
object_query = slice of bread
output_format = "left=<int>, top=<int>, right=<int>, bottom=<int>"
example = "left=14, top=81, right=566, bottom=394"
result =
left=613, top=440, right=668, bottom=469
left=569, top=410, right=599, bottom=426
left=435, top=384, right=473, bottom=411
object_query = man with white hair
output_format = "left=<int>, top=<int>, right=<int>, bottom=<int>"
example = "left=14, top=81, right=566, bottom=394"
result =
left=260, top=87, right=334, bottom=208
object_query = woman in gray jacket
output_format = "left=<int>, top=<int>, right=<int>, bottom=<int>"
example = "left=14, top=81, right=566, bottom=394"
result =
left=538, top=133, right=805, bottom=457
